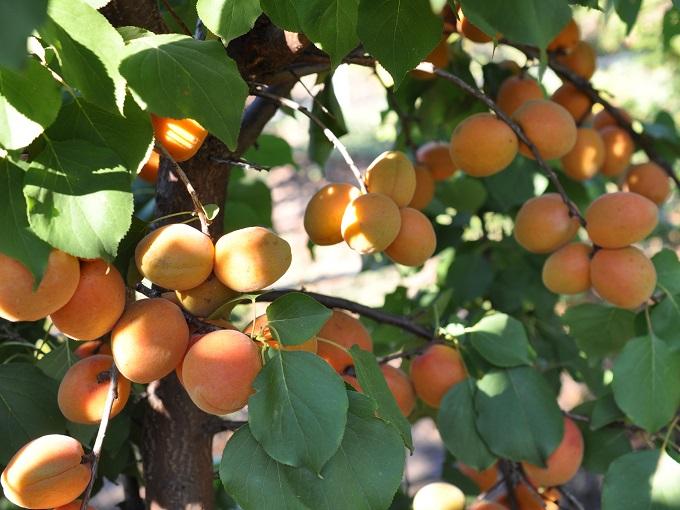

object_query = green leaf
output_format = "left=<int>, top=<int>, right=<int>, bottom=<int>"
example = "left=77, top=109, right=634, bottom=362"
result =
left=309, top=75, right=347, bottom=167
left=438, top=250, right=494, bottom=306
left=651, top=295, right=680, bottom=348
left=24, top=139, right=133, bottom=261
left=579, top=425, right=631, bottom=475
left=483, top=156, right=536, bottom=211
left=248, top=351, right=348, bottom=472
left=475, top=366, right=563, bottom=465
left=602, top=450, right=680, bottom=510
left=120, top=34, right=248, bottom=150
left=197, top=0, right=262, bottom=43
left=437, top=175, right=488, bottom=213
left=561, top=303, right=636, bottom=358
left=0, top=0, right=47, bottom=69
left=613, top=0, right=642, bottom=35
left=260, top=0, right=302, bottom=31
left=438, top=379, right=496, bottom=470
left=36, top=340, right=77, bottom=380
left=357, top=0, right=442, bottom=86
left=653, top=249, right=680, bottom=296
left=466, top=313, right=533, bottom=367
left=266, top=292, right=332, bottom=345
left=223, top=168, right=272, bottom=232
left=612, top=335, right=680, bottom=432
left=663, top=7, right=680, bottom=51
left=590, top=392, right=625, bottom=430
left=0, top=363, right=65, bottom=465
left=243, top=134, right=295, bottom=169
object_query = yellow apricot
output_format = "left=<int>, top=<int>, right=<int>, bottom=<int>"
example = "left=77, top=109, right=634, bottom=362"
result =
left=413, top=482, right=465, bottom=510
left=214, top=227, right=292, bottom=292
left=416, top=142, right=457, bottom=181
left=175, top=273, right=240, bottom=317
left=514, top=194, right=580, bottom=253
left=542, top=243, right=592, bottom=295
left=548, top=19, right=580, bottom=52
left=590, top=247, right=656, bottom=309
left=551, top=83, right=592, bottom=121
left=0, top=249, right=79, bottom=322
left=243, top=314, right=318, bottom=353
left=304, top=183, right=361, bottom=245
left=585, top=192, right=658, bottom=248
left=496, top=75, right=543, bottom=116
left=560, top=127, right=605, bottom=181
left=599, top=126, right=634, bottom=177
left=410, top=344, right=466, bottom=408
left=135, top=223, right=214, bottom=291
left=341, top=193, right=401, bottom=254
left=316, top=310, right=373, bottom=372
left=73, top=340, right=112, bottom=359
left=381, top=365, right=416, bottom=416
left=365, top=151, right=417, bottom=207
left=411, top=37, right=450, bottom=80
left=457, top=16, right=493, bottom=43
left=385, top=208, right=436, bottom=267
left=409, top=164, right=436, bottom=210
left=625, top=162, right=671, bottom=205
left=555, top=41, right=596, bottom=80
left=592, top=107, right=632, bottom=130
left=513, top=100, right=577, bottom=160
left=449, top=113, right=518, bottom=177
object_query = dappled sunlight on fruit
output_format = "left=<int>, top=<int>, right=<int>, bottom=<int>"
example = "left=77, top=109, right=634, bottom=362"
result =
left=341, top=193, right=402, bottom=254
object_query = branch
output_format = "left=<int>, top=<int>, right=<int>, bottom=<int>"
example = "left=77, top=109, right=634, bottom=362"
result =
left=158, top=0, right=192, bottom=36
left=558, top=486, right=586, bottom=510
left=499, top=460, right=520, bottom=510
left=212, top=157, right=271, bottom=172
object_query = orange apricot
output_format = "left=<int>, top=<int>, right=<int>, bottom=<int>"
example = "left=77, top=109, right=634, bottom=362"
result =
left=457, top=17, right=493, bottom=43
left=381, top=365, right=416, bottom=416
left=555, top=41, right=596, bottom=80
left=496, top=75, right=543, bottom=116
left=365, top=151, right=417, bottom=207
left=542, top=243, right=592, bottom=295
left=599, top=126, right=634, bottom=177
left=74, top=340, right=112, bottom=359
left=111, top=298, right=189, bottom=383
left=410, top=344, right=466, bottom=408
left=1, top=435, right=91, bottom=509
left=243, top=314, right=318, bottom=353
left=316, top=309, right=373, bottom=372
left=458, top=462, right=499, bottom=492
left=592, top=107, right=632, bottom=130
left=498, top=60, right=522, bottom=75
left=412, top=37, right=450, bottom=80
left=442, top=4, right=459, bottom=35
left=585, top=192, right=658, bottom=248
left=590, top=247, right=657, bottom=309
left=514, top=194, right=580, bottom=253
left=625, top=162, right=671, bottom=205
left=385, top=208, right=436, bottom=267
left=151, top=115, right=208, bottom=162
left=413, top=482, right=465, bottom=510
left=450, top=113, right=518, bottom=177
left=417, top=141, right=458, bottom=181
left=182, top=330, right=262, bottom=415
left=468, top=502, right=506, bottom=510
left=214, top=227, right=292, bottom=292
left=409, top=164, right=436, bottom=210
left=341, top=193, right=402, bottom=254
left=513, top=100, right=577, bottom=160
left=500, top=483, right=559, bottom=510
left=176, top=333, right=207, bottom=386
left=548, top=19, right=580, bottom=52
left=175, top=273, right=239, bottom=317
left=342, top=374, right=362, bottom=391
left=551, top=83, right=592, bottom=121
left=0, top=249, right=80, bottom=323
left=138, top=149, right=160, bottom=183
left=560, top=127, right=605, bottom=181
left=54, top=500, right=95, bottom=510
left=304, top=183, right=361, bottom=245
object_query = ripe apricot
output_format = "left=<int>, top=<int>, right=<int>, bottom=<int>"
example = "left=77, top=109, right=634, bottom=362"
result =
left=316, top=309, right=373, bottom=372
left=410, top=344, right=466, bottom=408
left=0, top=249, right=79, bottom=323
left=1, top=435, right=91, bottom=509
left=409, top=164, right=436, bottom=210
left=468, top=502, right=506, bottom=510
left=51, top=259, right=125, bottom=341
left=74, top=340, right=112, bottom=359
left=458, top=462, right=499, bottom=492
left=365, top=151, right=417, bottom=207
left=625, top=162, right=671, bottom=205
left=555, top=41, right=596, bottom=80
left=560, top=127, right=605, bottom=181
left=450, top=113, right=518, bottom=177
left=592, top=107, right=632, bottom=130
left=341, top=193, right=401, bottom=254
left=590, top=247, right=657, bottom=309
left=151, top=115, right=208, bottom=162
left=548, top=19, right=580, bottom=52
left=542, top=243, right=591, bottom=295
left=385, top=208, right=436, bottom=267
left=58, top=354, right=131, bottom=424
left=138, top=149, right=160, bottom=183
left=243, top=314, right=318, bottom=353
left=599, top=126, right=634, bottom=176
left=412, top=37, right=450, bottom=80
left=522, top=417, right=584, bottom=487
left=457, top=17, right=493, bottom=43
left=175, top=273, right=239, bottom=317
left=381, top=365, right=416, bottom=416
left=551, top=83, right=592, bottom=121
left=111, top=298, right=189, bottom=383
left=54, top=500, right=94, bottom=510
left=416, top=141, right=457, bottom=181
left=342, top=374, right=362, bottom=391
left=182, top=330, right=262, bottom=415
left=513, top=100, right=577, bottom=160
left=442, top=4, right=459, bottom=35
left=500, top=483, right=560, bottom=510
left=585, top=192, right=658, bottom=248
left=496, top=76, right=543, bottom=116
left=514, top=194, right=580, bottom=254
left=413, top=482, right=465, bottom=510
left=175, top=332, right=211, bottom=386
left=304, top=183, right=361, bottom=245
left=214, top=227, right=292, bottom=292
left=498, top=60, right=522, bottom=75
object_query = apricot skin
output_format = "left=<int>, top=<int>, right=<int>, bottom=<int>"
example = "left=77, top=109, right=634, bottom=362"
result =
left=111, top=298, right=189, bottom=384
left=409, top=164, right=436, bottom=210
left=514, top=194, right=580, bottom=254
left=548, top=19, right=580, bottom=52
left=551, top=83, right=592, bottom=121
left=0, top=249, right=80, bottom=323
left=410, top=344, right=466, bottom=408
left=151, top=115, right=207, bottom=162
left=175, top=273, right=239, bottom=317
left=561, top=127, right=605, bottom=181
left=73, top=340, right=112, bottom=359
left=450, top=113, right=519, bottom=177
left=413, top=482, right=465, bottom=510
left=555, top=41, right=596, bottom=80
left=304, top=183, right=361, bottom=245
left=590, top=247, right=657, bottom=309
left=513, top=100, right=577, bottom=160
left=457, top=17, right=493, bottom=43
left=214, top=227, right=292, bottom=292
left=417, top=141, right=457, bottom=181
left=411, top=37, right=450, bottom=80
left=381, top=365, right=416, bottom=416
left=592, top=107, right=632, bottom=130
left=542, top=243, right=591, bottom=295
left=599, top=126, right=634, bottom=177
left=138, top=149, right=160, bottom=183
left=316, top=310, right=373, bottom=372
left=625, top=162, right=671, bottom=205
left=458, top=462, right=499, bottom=492
left=243, top=314, right=318, bottom=353
left=51, top=259, right=126, bottom=341
left=365, top=151, right=417, bottom=207
left=58, top=354, right=131, bottom=424
left=135, top=223, right=214, bottom=291
left=341, top=193, right=402, bottom=254
left=585, top=192, right=658, bottom=248
left=1, top=434, right=91, bottom=509
left=385, top=208, right=436, bottom=267
left=496, top=76, right=543, bottom=116
left=182, top=330, right=262, bottom=415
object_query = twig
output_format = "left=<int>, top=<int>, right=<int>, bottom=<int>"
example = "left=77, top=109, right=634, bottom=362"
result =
left=212, top=157, right=272, bottom=172
left=159, top=0, right=192, bottom=37
left=557, top=485, right=586, bottom=510
left=378, top=344, right=435, bottom=364
left=194, top=18, right=206, bottom=41
left=499, top=460, right=520, bottom=510
left=288, top=69, right=335, bottom=120
left=204, top=417, right=248, bottom=435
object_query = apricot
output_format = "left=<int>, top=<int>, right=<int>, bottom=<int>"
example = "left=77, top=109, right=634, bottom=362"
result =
left=416, top=141, right=457, bottom=181
left=214, top=227, right=292, bottom=292
left=381, top=365, right=416, bottom=416
left=585, top=192, right=658, bottom=248
left=500, top=483, right=560, bottom=510
left=410, top=344, right=466, bottom=408
left=341, top=193, right=401, bottom=254
left=151, top=115, right=207, bottom=162
left=58, top=354, right=131, bottom=424
left=412, top=37, right=450, bottom=80
left=385, top=208, right=436, bottom=267
left=522, top=417, right=584, bottom=487
left=548, top=19, right=580, bottom=52
left=513, top=100, right=577, bottom=160
left=365, top=151, right=417, bottom=207
left=458, top=462, right=499, bottom=492
left=412, top=482, right=465, bottom=510
left=450, top=113, right=518, bottom=177
left=342, top=374, right=362, bottom=391
left=514, top=194, right=580, bottom=254
left=1, top=435, right=91, bottom=509
left=590, top=246, right=657, bottom=309
left=542, top=243, right=591, bottom=295
left=441, top=4, right=459, bottom=34
left=243, top=314, right=318, bottom=353
left=409, top=164, right=436, bottom=210
left=54, top=500, right=95, bottom=510
left=176, top=332, right=216, bottom=386
left=625, top=162, right=671, bottom=205
left=560, top=127, right=605, bottom=181
left=0, top=249, right=79, bottom=323
left=51, top=259, right=125, bottom=341
left=457, top=17, right=493, bottom=43
left=592, top=107, right=632, bottom=130
left=599, top=126, right=634, bottom=176
left=74, top=340, right=112, bottom=359
left=138, top=149, right=160, bottom=183
left=316, top=309, right=373, bottom=372
left=551, top=83, right=592, bottom=121
left=304, top=183, right=361, bottom=245
left=175, top=273, right=239, bottom=317
left=468, top=502, right=506, bottom=510
left=555, top=41, right=596, bottom=80
left=498, top=60, right=522, bottom=75
left=496, top=75, right=543, bottom=116
left=182, top=330, right=262, bottom=415
left=111, top=298, right=189, bottom=383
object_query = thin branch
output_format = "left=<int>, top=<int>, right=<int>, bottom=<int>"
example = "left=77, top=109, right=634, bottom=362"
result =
left=158, top=0, right=192, bottom=37
left=288, top=69, right=335, bottom=120
left=378, top=344, right=434, bottom=364
left=212, top=157, right=272, bottom=172
left=558, top=485, right=586, bottom=510
left=204, top=417, right=248, bottom=435
left=499, top=460, right=519, bottom=510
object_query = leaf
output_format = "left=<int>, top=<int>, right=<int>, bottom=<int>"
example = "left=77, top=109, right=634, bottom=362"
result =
left=579, top=425, right=631, bottom=475
left=357, top=0, right=442, bottom=86
left=248, top=351, right=348, bottom=472
left=612, top=335, right=680, bottom=432
left=602, top=450, right=680, bottom=510
left=561, top=303, right=636, bottom=358
left=590, top=392, right=625, bottom=430
left=120, top=34, right=248, bottom=150
left=613, top=0, right=643, bottom=35
left=438, top=250, right=494, bottom=306
left=475, top=366, right=563, bottom=465
left=36, top=340, right=78, bottom=380
left=0, top=363, right=65, bottom=465
left=243, top=134, right=295, bottom=169
left=438, top=379, right=496, bottom=470
left=466, top=313, right=533, bottom=367
left=663, top=7, right=680, bottom=51
left=436, top=175, right=488, bottom=213
left=266, top=292, right=332, bottom=345
left=0, top=0, right=47, bottom=69
left=24, top=139, right=133, bottom=261
left=653, top=249, right=680, bottom=296
left=197, top=0, right=262, bottom=43
left=483, top=156, right=536, bottom=211
left=260, top=0, right=302, bottom=31
left=651, top=295, right=680, bottom=349
left=223, top=168, right=272, bottom=232
left=309, top=75, right=347, bottom=167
